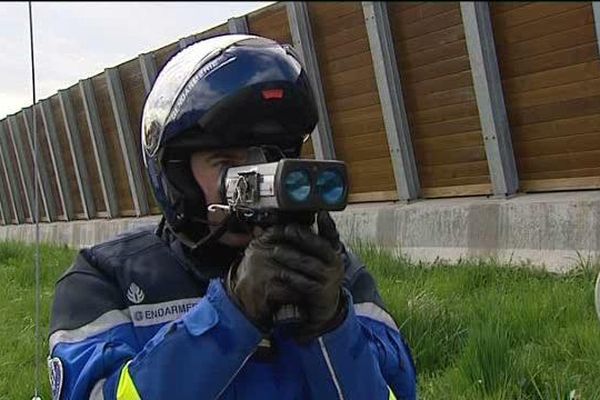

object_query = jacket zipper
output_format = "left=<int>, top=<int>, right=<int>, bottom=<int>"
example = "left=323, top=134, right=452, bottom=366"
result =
left=318, top=337, right=345, bottom=400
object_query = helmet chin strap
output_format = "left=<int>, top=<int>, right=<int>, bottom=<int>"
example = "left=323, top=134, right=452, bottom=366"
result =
left=186, top=211, right=252, bottom=251
left=188, top=218, right=230, bottom=250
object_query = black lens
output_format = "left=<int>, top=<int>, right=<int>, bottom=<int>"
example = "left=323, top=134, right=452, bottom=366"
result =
left=316, top=169, right=344, bottom=205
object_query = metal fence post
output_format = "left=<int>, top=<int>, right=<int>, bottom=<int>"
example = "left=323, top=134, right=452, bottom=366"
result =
left=461, top=1, right=518, bottom=196
left=138, top=53, right=158, bottom=96
left=593, top=2, right=600, bottom=57
left=362, top=2, right=421, bottom=201
left=228, top=16, right=249, bottom=33
left=178, top=36, right=195, bottom=50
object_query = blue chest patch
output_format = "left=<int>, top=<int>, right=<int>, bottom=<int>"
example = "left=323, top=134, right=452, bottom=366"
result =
left=48, top=357, right=64, bottom=400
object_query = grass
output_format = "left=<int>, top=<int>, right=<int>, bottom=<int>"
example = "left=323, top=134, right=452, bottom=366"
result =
left=1, top=240, right=600, bottom=399
left=355, top=243, right=600, bottom=400
left=0, top=241, right=76, bottom=400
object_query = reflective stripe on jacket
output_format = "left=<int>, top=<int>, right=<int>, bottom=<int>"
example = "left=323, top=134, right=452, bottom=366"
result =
left=49, top=226, right=417, bottom=399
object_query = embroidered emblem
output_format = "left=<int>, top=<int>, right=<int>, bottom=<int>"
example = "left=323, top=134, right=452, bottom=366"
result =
left=48, top=357, right=64, bottom=400
left=126, top=282, right=145, bottom=304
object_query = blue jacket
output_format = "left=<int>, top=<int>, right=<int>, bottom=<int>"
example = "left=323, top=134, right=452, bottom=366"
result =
left=49, top=226, right=416, bottom=399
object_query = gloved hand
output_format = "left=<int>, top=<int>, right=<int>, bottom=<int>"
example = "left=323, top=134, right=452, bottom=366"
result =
left=226, top=212, right=346, bottom=339
left=226, top=228, right=304, bottom=332
left=271, top=211, right=346, bottom=342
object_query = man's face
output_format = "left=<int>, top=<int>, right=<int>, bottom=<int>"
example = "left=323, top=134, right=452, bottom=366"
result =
left=190, top=148, right=253, bottom=248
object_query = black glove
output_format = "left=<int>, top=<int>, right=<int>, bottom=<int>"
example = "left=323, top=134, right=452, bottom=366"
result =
left=226, top=212, right=346, bottom=339
left=226, top=229, right=305, bottom=332
left=269, top=211, right=346, bottom=341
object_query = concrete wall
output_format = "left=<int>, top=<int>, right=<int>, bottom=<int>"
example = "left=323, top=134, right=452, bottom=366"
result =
left=1, top=191, right=599, bottom=273
left=0, top=215, right=161, bottom=249
left=336, top=191, right=600, bottom=273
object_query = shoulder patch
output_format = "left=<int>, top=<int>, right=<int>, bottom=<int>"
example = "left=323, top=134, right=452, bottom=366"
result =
left=127, top=282, right=145, bottom=304
left=48, top=356, right=64, bottom=400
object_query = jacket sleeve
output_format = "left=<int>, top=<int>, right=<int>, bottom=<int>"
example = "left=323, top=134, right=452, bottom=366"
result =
left=288, top=250, right=417, bottom=400
left=49, top=250, right=262, bottom=400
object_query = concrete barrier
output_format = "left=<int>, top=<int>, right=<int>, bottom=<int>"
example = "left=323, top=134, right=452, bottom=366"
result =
left=0, top=215, right=161, bottom=249
left=335, top=191, right=600, bottom=273
left=1, top=191, right=599, bottom=272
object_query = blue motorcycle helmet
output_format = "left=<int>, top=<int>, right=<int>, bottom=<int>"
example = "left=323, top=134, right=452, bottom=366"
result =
left=141, top=34, right=318, bottom=248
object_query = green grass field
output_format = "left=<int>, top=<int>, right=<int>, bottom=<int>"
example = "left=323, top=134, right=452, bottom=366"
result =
left=1, top=241, right=600, bottom=399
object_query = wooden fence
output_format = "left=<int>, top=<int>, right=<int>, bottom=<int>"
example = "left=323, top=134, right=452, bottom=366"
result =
left=0, top=2, right=599, bottom=224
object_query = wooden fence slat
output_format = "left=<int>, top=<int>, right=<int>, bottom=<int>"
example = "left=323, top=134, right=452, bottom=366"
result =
left=323, top=64, right=376, bottom=86
left=411, top=101, right=479, bottom=125
left=321, top=50, right=373, bottom=76
left=403, top=55, right=472, bottom=84
left=512, top=110, right=600, bottom=142
left=249, top=8, right=291, bottom=44
left=406, top=85, right=477, bottom=112
left=493, top=2, right=586, bottom=30
left=525, top=158, right=600, bottom=174
left=491, top=3, right=533, bottom=15
left=348, top=190, right=397, bottom=203
left=521, top=176, right=600, bottom=192
left=331, top=115, right=385, bottom=137
left=417, top=145, right=487, bottom=167
left=318, top=37, right=371, bottom=64
left=494, top=4, right=591, bottom=46
left=310, top=5, right=364, bottom=37
left=390, top=2, right=457, bottom=24
left=326, top=76, right=379, bottom=100
left=495, top=23, right=596, bottom=63
left=499, top=41, right=597, bottom=79
left=328, top=91, right=380, bottom=113
left=415, top=115, right=482, bottom=139
left=514, top=131, right=600, bottom=158
left=421, top=174, right=491, bottom=188
left=399, top=40, right=466, bottom=71
left=414, top=130, right=484, bottom=151
left=508, top=76, right=600, bottom=110
left=320, top=23, right=368, bottom=50
left=508, top=94, right=600, bottom=127
left=503, top=60, right=600, bottom=94
left=518, top=149, right=600, bottom=173
left=399, top=23, right=465, bottom=55
left=422, top=183, right=492, bottom=198
left=393, top=8, right=462, bottom=41
left=410, top=70, right=474, bottom=95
